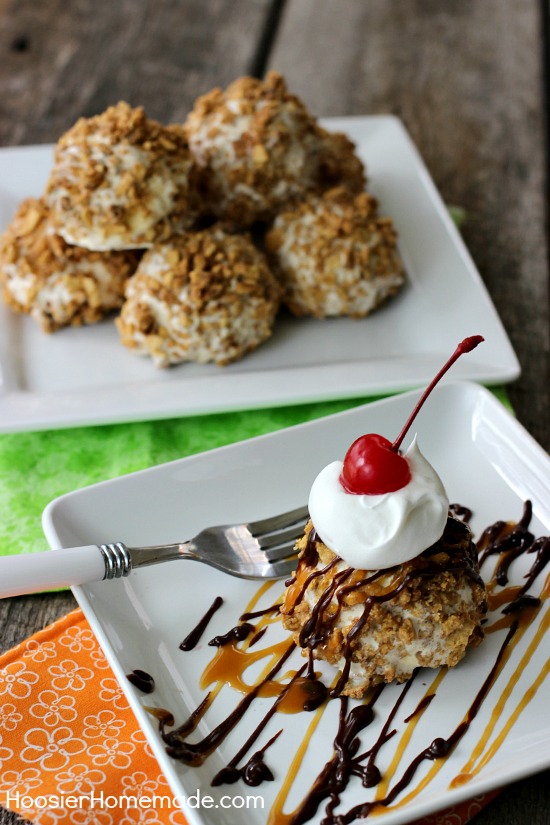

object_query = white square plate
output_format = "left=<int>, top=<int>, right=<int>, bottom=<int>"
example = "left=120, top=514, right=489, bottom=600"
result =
left=43, top=382, right=550, bottom=825
left=0, top=116, right=519, bottom=433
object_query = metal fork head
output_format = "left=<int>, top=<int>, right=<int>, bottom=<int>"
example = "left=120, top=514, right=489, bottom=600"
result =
left=191, top=505, right=309, bottom=580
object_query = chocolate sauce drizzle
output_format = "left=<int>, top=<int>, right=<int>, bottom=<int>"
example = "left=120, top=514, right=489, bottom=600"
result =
left=239, top=603, right=282, bottom=621
left=449, top=502, right=472, bottom=523
left=179, top=595, right=223, bottom=651
left=126, top=669, right=155, bottom=694
left=478, top=501, right=550, bottom=616
left=159, top=642, right=296, bottom=767
left=307, top=621, right=518, bottom=825
left=248, top=626, right=268, bottom=648
left=212, top=729, right=282, bottom=786
left=403, top=692, right=436, bottom=723
left=143, top=499, right=548, bottom=825
left=208, top=622, right=254, bottom=647
left=211, top=669, right=309, bottom=788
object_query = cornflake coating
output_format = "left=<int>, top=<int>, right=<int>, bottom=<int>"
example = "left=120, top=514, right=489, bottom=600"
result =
left=185, top=72, right=364, bottom=225
left=265, top=187, right=405, bottom=318
left=0, top=198, right=138, bottom=333
left=281, top=517, right=486, bottom=698
left=116, top=227, right=281, bottom=367
left=316, top=128, right=366, bottom=194
left=46, top=102, right=195, bottom=251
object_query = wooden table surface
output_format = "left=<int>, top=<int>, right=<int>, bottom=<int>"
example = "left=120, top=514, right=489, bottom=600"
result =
left=0, top=1, right=549, bottom=823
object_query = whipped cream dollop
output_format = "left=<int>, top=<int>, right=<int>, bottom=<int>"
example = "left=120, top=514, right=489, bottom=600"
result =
left=308, top=437, right=449, bottom=570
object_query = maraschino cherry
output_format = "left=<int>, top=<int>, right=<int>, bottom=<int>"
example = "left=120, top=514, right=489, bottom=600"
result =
left=340, top=336, right=484, bottom=495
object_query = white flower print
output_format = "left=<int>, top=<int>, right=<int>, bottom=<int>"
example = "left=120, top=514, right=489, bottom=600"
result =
left=55, top=763, right=107, bottom=796
left=88, top=736, right=135, bottom=769
left=20, top=726, right=86, bottom=771
left=121, top=770, right=161, bottom=798
left=98, top=676, right=128, bottom=710
left=0, top=766, right=41, bottom=795
left=130, top=728, right=155, bottom=759
left=0, top=733, right=14, bottom=768
left=89, top=647, right=111, bottom=671
left=0, top=661, right=39, bottom=699
left=83, top=709, right=125, bottom=740
left=434, top=814, right=463, bottom=825
left=29, top=689, right=78, bottom=727
left=59, top=627, right=96, bottom=654
left=119, top=808, right=160, bottom=825
left=48, top=660, right=94, bottom=692
left=22, top=639, right=57, bottom=663
left=0, top=702, right=23, bottom=731
left=119, top=772, right=184, bottom=825
left=69, top=808, right=114, bottom=825
left=20, top=807, right=65, bottom=825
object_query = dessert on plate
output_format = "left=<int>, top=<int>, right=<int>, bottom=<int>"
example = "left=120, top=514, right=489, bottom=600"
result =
left=281, top=338, right=487, bottom=697
left=316, top=129, right=367, bottom=194
left=185, top=71, right=365, bottom=226
left=0, top=73, right=406, bottom=374
left=46, top=102, right=195, bottom=251
left=0, top=197, right=138, bottom=332
left=265, top=187, right=405, bottom=318
left=116, top=225, right=281, bottom=367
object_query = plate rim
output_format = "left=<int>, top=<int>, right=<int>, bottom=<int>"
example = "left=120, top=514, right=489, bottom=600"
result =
left=41, top=380, right=550, bottom=825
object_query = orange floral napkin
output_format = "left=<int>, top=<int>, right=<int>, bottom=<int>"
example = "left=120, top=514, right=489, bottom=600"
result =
left=0, top=610, right=187, bottom=825
left=0, top=610, right=499, bottom=825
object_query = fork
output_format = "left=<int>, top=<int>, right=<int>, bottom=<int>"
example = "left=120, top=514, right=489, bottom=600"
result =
left=0, top=505, right=308, bottom=599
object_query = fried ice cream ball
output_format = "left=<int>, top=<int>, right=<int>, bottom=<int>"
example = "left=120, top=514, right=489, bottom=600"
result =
left=185, top=72, right=364, bottom=225
left=316, top=129, right=366, bottom=194
left=0, top=198, right=138, bottom=332
left=116, top=226, right=281, bottom=367
left=46, top=102, right=195, bottom=251
left=265, top=187, right=405, bottom=318
left=281, top=517, right=486, bottom=698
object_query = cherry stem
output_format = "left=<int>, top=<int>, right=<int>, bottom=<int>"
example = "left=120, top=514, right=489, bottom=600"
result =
left=391, top=335, right=484, bottom=452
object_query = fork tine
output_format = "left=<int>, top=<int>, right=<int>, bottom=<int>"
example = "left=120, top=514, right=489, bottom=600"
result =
left=247, top=505, right=309, bottom=536
left=257, top=524, right=304, bottom=550
left=265, top=558, right=298, bottom=579
left=263, top=542, right=298, bottom=562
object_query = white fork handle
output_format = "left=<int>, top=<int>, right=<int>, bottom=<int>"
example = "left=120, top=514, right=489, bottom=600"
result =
left=0, top=546, right=106, bottom=598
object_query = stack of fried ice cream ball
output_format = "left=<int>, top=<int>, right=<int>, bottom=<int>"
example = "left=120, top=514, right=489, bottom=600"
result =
left=0, top=73, right=405, bottom=368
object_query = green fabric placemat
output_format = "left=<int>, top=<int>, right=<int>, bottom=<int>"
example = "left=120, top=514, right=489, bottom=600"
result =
left=0, top=396, right=371, bottom=556
left=0, top=388, right=511, bottom=557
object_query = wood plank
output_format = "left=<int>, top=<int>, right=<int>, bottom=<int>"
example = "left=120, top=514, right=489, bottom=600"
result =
left=0, top=0, right=273, bottom=145
left=0, top=592, right=77, bottom=654
left=269, top=0, right=550, bottom=453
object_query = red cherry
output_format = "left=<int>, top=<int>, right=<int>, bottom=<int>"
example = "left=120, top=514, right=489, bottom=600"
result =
left=340, top=335, right=485, bottom=496
left=340, top=434, right=411, bottom=494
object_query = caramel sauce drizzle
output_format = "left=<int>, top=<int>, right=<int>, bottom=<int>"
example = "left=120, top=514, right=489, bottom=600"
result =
left=452, top=570, right=550, bottom=786
left=267, top=692, right=333, bottom=825
left=147, top=501, right=549, bottom=823
left=373, top=669, right=448, bottom=804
